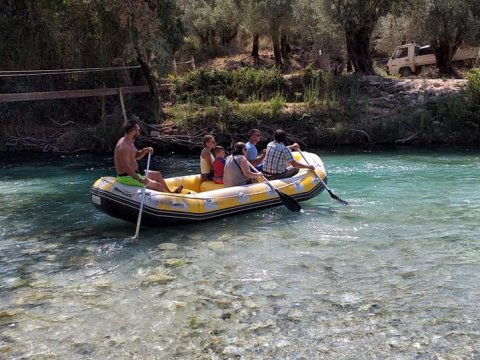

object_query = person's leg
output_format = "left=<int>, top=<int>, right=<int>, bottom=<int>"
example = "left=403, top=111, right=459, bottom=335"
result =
left=147, top=170, right=182, bottom=193
left=265, top=167, right=299, bottom=180
left=264, top=173, right=279, bottom=180
left=283, top=167, right=299, bottom=178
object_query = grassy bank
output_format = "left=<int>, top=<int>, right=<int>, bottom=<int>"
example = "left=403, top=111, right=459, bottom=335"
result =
left=1, top=68, right=480, bottom=153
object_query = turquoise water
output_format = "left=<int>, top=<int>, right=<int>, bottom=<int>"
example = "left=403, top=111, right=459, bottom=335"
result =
left=1, top=149, right=479, bottom=359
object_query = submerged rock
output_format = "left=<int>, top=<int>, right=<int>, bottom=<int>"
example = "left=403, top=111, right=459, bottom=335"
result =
left=223, top=345, right=245, bottom=356
left=164, top=258, right=190, bottom=268
left=157, top=243, right=178, bottom=251
left=141, top=269, right=176, bottom=286
left=4, top=277, right=29, bottom=290
left=207, top=242, right=225, bottom=251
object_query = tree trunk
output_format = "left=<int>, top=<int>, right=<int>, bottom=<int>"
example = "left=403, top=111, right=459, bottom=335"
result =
left=251, top=34, right=259, bottom=58
left=345, top=26, right=375, bottom=75
left=270, top=22, right=282, bottom=67
left=432, top=39, right=460, bottom=77
left=136, top=55, right=165, bottom=119
left=221, top=27, right=238, bottom=45
left=251, top=33, right=260, bottom=66
left=280, top=31, right=290, bottom=60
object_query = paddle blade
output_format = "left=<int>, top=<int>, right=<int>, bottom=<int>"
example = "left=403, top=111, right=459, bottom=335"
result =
left=327, top=189, right=349, bottom=206
left=276, top=190, right=302, bottom=212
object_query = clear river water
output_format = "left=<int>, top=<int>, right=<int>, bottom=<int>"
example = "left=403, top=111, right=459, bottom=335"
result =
left=0, top=148, right=479, bottom=359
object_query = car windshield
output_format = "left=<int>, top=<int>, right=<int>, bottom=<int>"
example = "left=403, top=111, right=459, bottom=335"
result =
left=394, top=47, right=408, bottom=59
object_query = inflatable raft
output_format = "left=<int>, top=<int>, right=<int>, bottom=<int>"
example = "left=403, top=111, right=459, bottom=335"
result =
left=91, top=151, right=327, bottom=226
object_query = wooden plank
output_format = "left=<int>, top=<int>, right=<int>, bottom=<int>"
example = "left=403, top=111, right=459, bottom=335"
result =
left=0, top=84, right=171, bottom=103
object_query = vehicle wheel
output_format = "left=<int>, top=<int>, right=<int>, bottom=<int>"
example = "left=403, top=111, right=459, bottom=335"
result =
left=399, top=67, right=412, bottom=77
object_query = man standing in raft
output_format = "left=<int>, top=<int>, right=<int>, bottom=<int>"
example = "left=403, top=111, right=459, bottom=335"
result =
left=114, top=119, right=182, bottom=193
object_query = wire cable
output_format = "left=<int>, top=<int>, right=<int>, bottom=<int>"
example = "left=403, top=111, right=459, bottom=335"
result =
left=0, top=65, right=140, bottom=78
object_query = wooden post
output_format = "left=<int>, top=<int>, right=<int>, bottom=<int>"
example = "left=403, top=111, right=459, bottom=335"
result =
left=173, top=59, right=177, bottom=74
left=101, top=83, right=106, bottom=131
left=191, top=56, right=196, bottom=70
left=119, top=87, right=128, bottom=122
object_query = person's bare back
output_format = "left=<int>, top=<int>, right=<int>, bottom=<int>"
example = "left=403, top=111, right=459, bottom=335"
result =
left=114, top=137, right=139, bottom=176
left=113, top=119, right=182, bottom=193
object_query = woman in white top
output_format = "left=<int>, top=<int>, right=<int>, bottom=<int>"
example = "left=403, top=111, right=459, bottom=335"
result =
left=223, top=142, right=261, bottom=187
left=200, top=134, right=216, bottom=182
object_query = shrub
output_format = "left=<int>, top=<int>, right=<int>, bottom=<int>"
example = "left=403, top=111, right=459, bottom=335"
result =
left=466, top=68, right=480, bottom=105
left=170, top=67, right=286, bottom=104
left=269, top=91, right=286, bottom=118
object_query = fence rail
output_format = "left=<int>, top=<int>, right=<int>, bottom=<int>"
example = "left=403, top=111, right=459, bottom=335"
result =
left=0, top=84, right=172, bottom=103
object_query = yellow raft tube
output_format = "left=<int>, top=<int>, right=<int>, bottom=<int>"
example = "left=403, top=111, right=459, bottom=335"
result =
left=91, top=151, right=327, bottom=226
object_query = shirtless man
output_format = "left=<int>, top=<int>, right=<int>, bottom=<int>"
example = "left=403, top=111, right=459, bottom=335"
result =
left=114, top=119, right=182, bottom=193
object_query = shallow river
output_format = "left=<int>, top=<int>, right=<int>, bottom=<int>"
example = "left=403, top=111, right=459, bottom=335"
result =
left=0, top=148, right=479, bottom=359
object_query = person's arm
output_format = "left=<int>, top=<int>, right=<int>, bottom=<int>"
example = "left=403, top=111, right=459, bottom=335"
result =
left=241, top=156, right=262, bottom=178
left=136, top=147, right=153, bottom=160
left=291, top=160, right=315, bottom=171
left=248, top=148, right=266, bottom=167
left=288, top=143, right=300, bottom=151
left=284, top=146, right=314, bottom=171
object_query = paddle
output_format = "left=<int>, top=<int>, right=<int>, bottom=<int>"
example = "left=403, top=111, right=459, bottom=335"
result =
left=298, top=149, right=349, bottom=206
left=247, top=161, right=302, bottom=212
left=132, top=151, right=151, bottom=240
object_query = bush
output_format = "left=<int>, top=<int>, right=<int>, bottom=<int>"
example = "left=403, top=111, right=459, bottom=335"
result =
left=231, top=68, right=286, bottom=101
left=170, top=68, right=286, bottom=104
left=269, top=91, right=286, bottom=118
left=466, top=68, right=480, bottom=105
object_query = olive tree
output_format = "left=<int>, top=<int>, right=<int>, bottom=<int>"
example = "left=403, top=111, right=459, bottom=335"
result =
left=258, top=0, right=294, bottom=67
left=292, top=0, right=344, bottom=60
left=233, top=0, right=294, bottom=66
left=324, top=0, right=404, bottom=74
left=179, top=0, right=239, bottom=46
left=232, top=0, right=266, bottom=60
left=424, top=0, right=479, bottom=76
left=374, top=7, right=430, bottom=57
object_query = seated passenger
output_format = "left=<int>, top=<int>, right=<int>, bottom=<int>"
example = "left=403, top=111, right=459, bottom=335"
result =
left=245, top=128, right=266, bottom=171
left=114, top=119, right=182, bottom=193
left=212, top=146, right=226, bottom=184
left=223, top=142, right=261, bottom=187
left=200, top=134, right=216, bottom=182
left=263, top=129, right=314, bottom=180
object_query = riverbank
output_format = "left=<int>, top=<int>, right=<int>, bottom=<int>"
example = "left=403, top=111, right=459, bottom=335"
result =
left=1, top=72, right=479, bottom=154
left=145, top=75, right=480, bottom=152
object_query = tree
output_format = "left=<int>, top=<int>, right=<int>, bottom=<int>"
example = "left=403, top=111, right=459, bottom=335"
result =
left=325, top=0, right=402, bottom=74
left=424, top=0, right=479, bottom=76
left=292, top=0, right=344, bottom=64
left=232, top=0, right=265, bottom=61
left=179, top=0, right=239, bottom=47
left=374, top=7, right=430, bottom=56
left=258, top=0, right=294, bottom=67
left=116, top=0, right=184, bottom=118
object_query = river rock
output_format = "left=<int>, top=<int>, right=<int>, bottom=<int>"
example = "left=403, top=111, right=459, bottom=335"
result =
left=141, top=269, right=176, bottom=286
left=157, top=243, right=178, bottom=251
left=287, top=309, right=303, bottom=321
left=45, top=254, right=57, bottom=262
left=164, top=258, right=189, bottom=268
left=207, top=242, right=224, bottom=251
left=223, top=345, right=245, bottom=356
left=5, top=277, right=29, bottom=290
